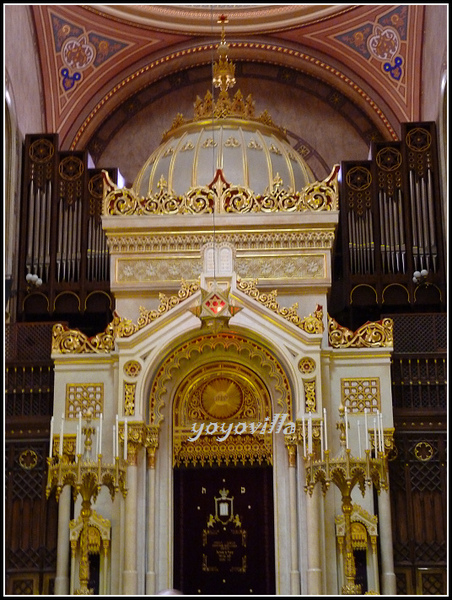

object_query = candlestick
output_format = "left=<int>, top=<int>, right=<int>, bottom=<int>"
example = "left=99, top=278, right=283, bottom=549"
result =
left=302, top=404, right=391, bottom=596
left=115, top=415, right=119, bottom=459
left=46, top=420, right=127, bottom=594
left=49, top=416, right=54, bottom=458
left=59, top=413, right=64, bottom=456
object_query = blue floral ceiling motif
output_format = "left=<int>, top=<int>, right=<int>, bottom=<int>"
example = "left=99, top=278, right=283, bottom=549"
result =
left=51, top=13, right=128, bottom=91
left=335, top=6, right=407, bottom=82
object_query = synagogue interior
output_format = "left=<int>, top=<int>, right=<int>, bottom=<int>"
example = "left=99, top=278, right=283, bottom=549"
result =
left=4, top=5, right=448, bottom=596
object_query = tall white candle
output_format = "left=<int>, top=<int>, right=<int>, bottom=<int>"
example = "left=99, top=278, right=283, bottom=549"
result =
left=344, top=407, right=349, bottom=449
left=320, top=425, right=324, bottom=460
left=78, top=412, right=82, bottom=455
left=302, top=416, right=307, bottom=458
left=373, top=417, right=378, bottom=457
left=123, top=419, right=128, bottom=461
left=357, top=420, right=362, bottom=458
left=308, top=413, right=313, bottom=455
left=49, top=416, right=54, bottom=458
left=323, top=408, right=328, bottom=452
left=59, top=413, right=64, bottom=456
left=364, top=408, right=369, bottom=450
left=99, top=413, right=103, bottom=455
left=96, top=426, right=100, bottom=455
left=115, top=415, right=119, bottom=459
left=379, top=412, right=384, bottom=452
left=113, top=425, right=116, bottom=459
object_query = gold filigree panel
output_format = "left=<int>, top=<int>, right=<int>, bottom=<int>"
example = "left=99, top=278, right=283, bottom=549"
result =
left=174, top=434, right=272, bottom=468
left=116, top=257, right=202, bottom=283
left=124, top=382, right=136, bottom=416
left=303, top=379, right=317, bottom=413
left=328, top=315, right=393, bottom=348
left=236, top=255, right=325, bottom=280
left=66, top=384, right=104, bottom=418
left=341, top=378, right=381, bottom=413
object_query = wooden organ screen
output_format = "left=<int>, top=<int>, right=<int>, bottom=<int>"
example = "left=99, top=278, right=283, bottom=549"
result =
left=331, top=122, right=445, bottom=327
left=17, top=134, right=116, bottom=334
left=388, top=314, right=447, bottom=595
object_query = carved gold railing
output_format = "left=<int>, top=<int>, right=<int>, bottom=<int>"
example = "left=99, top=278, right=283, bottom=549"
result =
left=102, top=165, right=339, bottom=217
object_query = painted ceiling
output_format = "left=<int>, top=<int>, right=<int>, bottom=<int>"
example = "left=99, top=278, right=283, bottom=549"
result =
left=30, top=4, right=424, bottom=150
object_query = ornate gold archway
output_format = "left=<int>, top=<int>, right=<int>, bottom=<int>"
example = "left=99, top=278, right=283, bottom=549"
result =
left=147, top=329, right=294, bottom=466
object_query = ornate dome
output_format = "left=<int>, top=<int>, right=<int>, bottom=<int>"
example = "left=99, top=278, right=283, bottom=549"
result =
left=103, top=16, right=337, bottom=217
left=132, top=16, right=315, bottom=199
left=133, top=108, right=315, bottom=198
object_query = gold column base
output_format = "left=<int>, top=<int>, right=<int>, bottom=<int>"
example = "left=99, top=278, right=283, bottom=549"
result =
left=342, top=582, right=362, bottom=595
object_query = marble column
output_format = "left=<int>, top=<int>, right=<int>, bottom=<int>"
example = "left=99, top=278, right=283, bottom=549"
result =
left=122, top=443, right=138, bottom=594
left=286, top=439, right=301, bottom=594
left=146, top=441, right=157, bottom=595
left=54, top=484, right=71, bottom=595
left=378, top=488, right=397, bottom=594
left=306, top=484, right=322, bottom=594
left=370, top=536, right=380, bottom=594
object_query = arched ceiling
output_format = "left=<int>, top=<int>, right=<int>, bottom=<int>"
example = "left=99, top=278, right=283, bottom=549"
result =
left=30, top=4, right=425, bottom=177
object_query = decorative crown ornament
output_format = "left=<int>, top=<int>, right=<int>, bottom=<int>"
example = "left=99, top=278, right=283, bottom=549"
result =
left=212, top=15, right=236, bottom=92
left=161, top=14, right=282, bottom=140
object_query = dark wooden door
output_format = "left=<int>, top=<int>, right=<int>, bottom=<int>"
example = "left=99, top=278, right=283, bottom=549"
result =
left=174, top=465, right=275, bottom=595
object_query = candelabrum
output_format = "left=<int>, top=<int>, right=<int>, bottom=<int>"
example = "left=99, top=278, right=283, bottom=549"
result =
left=303, top=406, right=390, bottom=595
left=46, top=412, right=127, bottom=595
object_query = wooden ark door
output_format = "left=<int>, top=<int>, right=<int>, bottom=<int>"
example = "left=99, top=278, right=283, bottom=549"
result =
left=174, top=465, right=276, bottom=595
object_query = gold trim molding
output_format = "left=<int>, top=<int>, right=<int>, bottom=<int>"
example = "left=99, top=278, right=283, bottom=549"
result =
left=328, top=315, right=393, bottom=348
left=52, top=281, right=200, bottom=354
left=106, top=230, right=337, bottom=254
left=237, top=278, right=324, bottom=333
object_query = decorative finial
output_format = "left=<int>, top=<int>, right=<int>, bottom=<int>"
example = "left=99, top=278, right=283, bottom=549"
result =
left=213, top=15, right=236, bottom=93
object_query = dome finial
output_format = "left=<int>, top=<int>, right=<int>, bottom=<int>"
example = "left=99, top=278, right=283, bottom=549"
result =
left=213, top=15, right=236, bottom=93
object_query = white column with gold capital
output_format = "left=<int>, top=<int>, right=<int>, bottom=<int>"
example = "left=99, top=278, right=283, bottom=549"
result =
left=285, top=437, right=301, bottom=594
left=146, top=439, right=158, bottom=595
left=378, top=487, right=397, bottom=594
left=306, top=484, right=323, bottom=594
left=122, top=430, right=138, bottom=594
left=54, top=484, right=71, bottom=594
